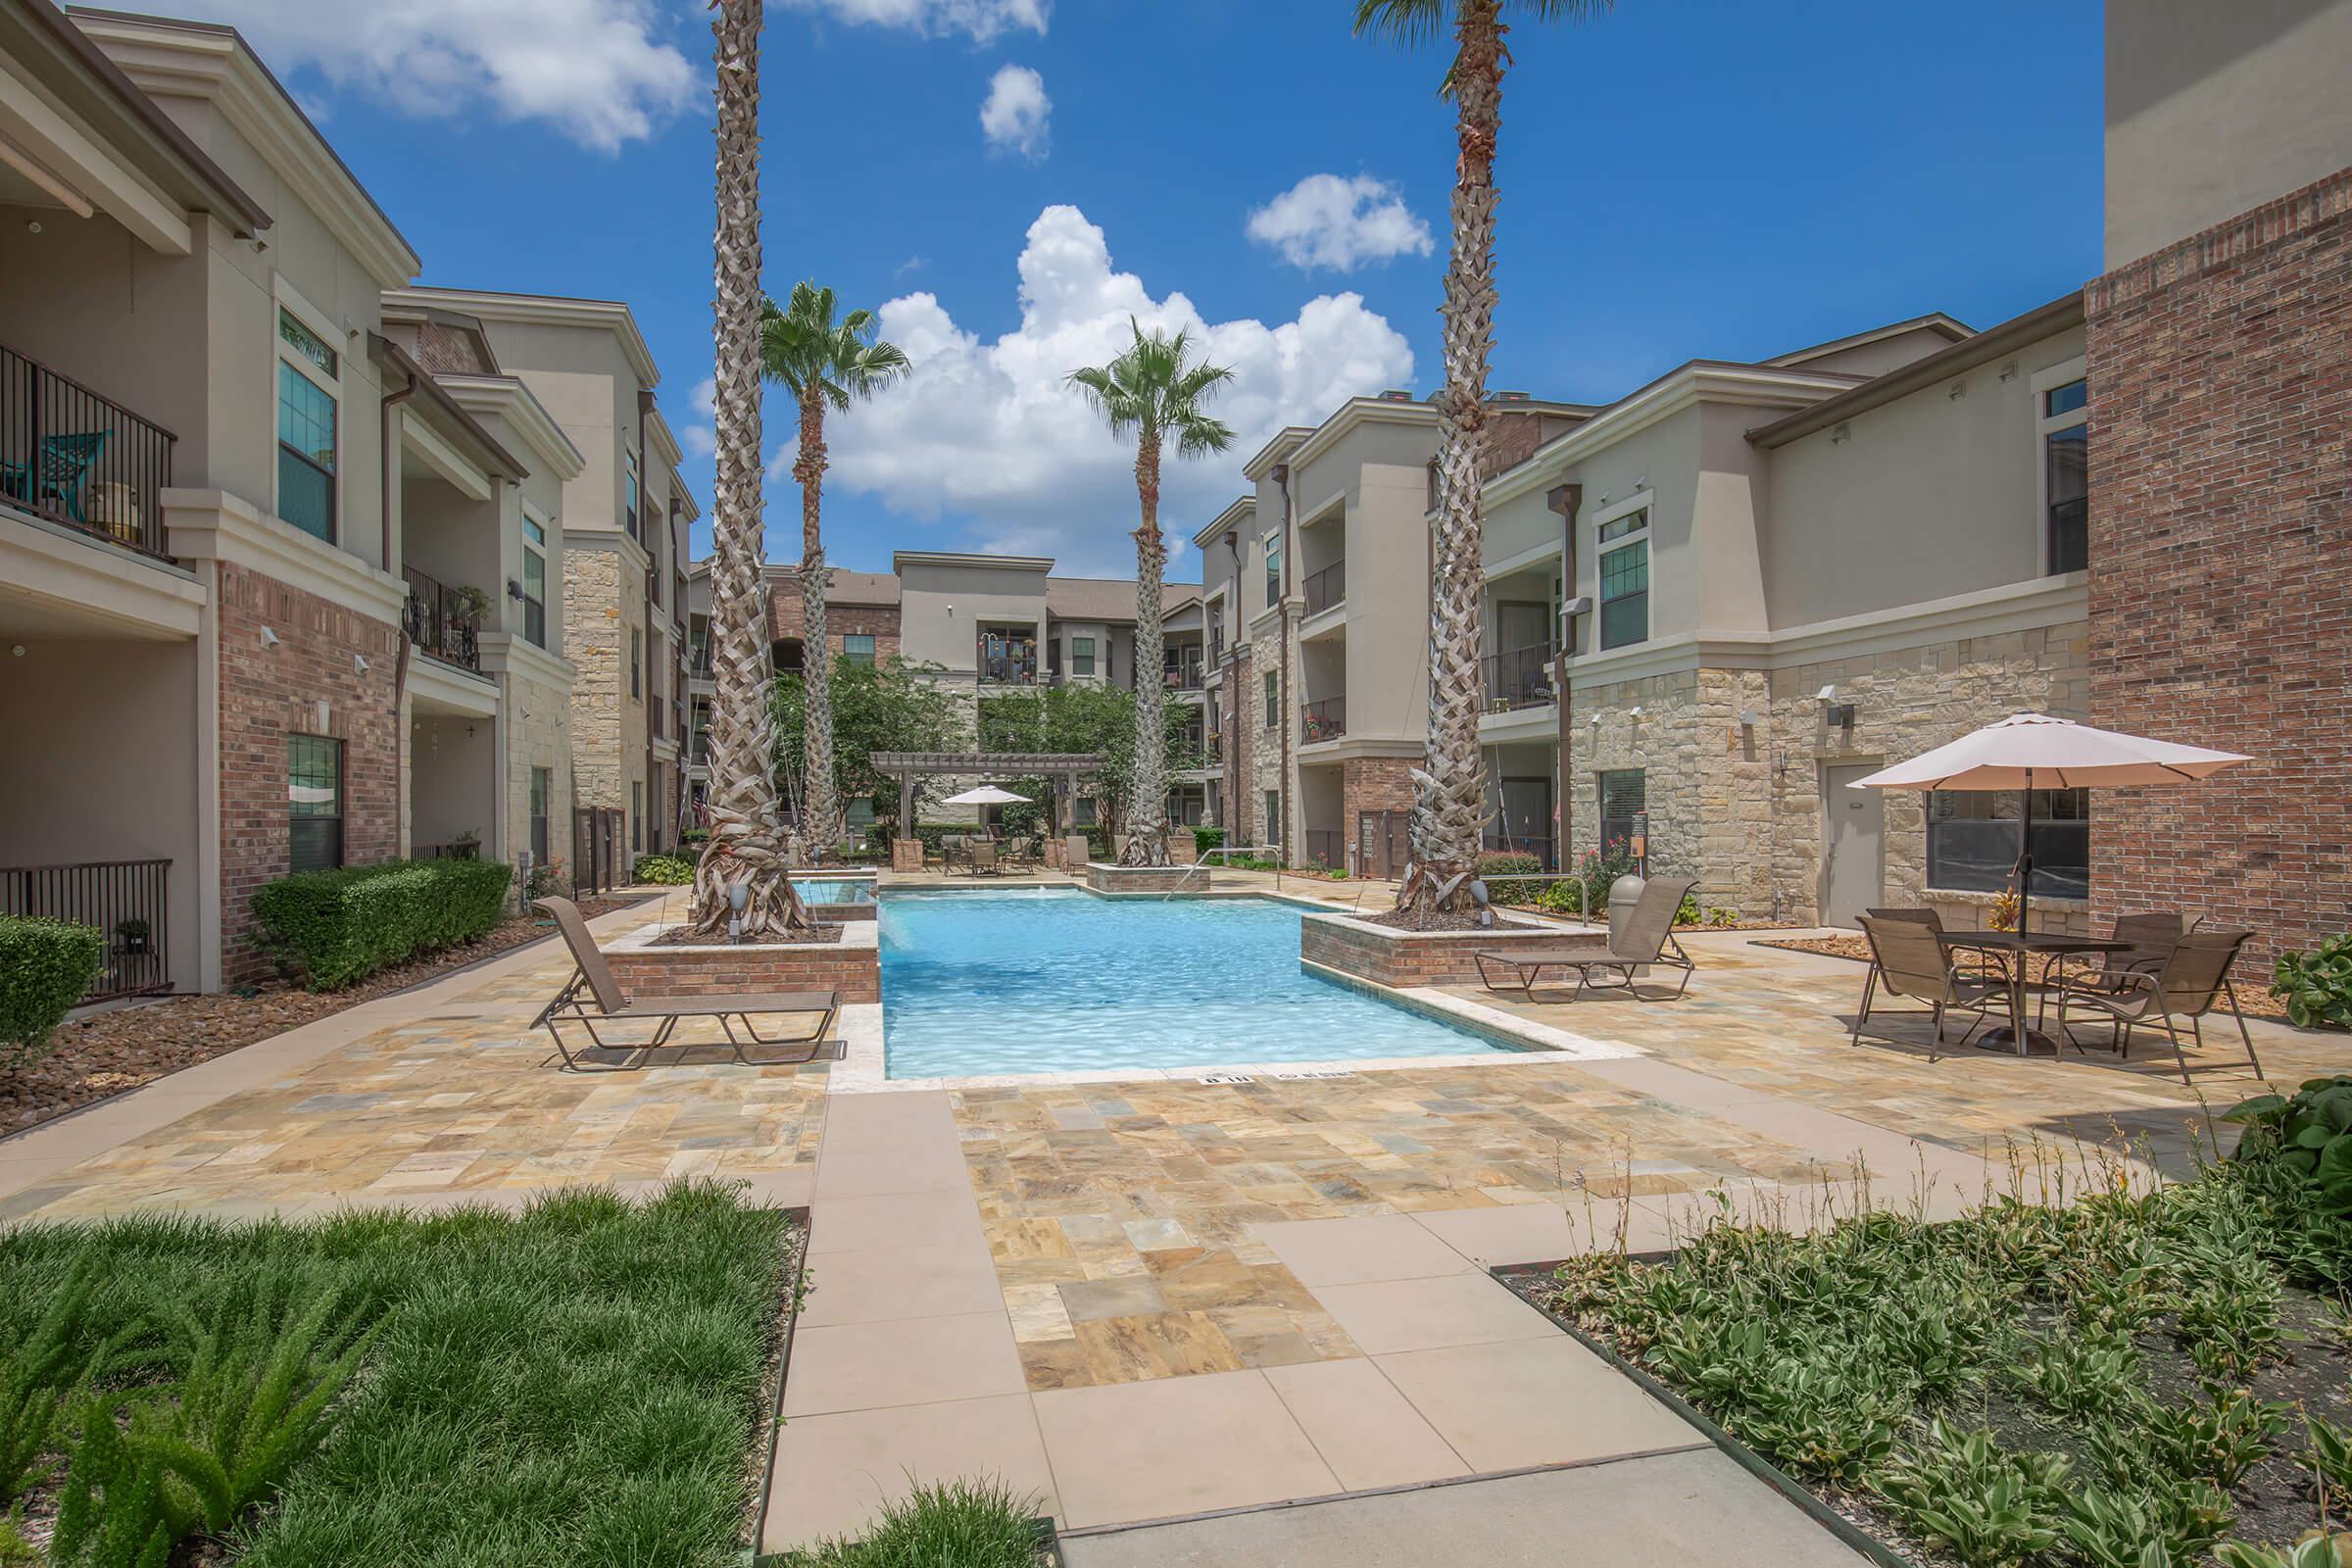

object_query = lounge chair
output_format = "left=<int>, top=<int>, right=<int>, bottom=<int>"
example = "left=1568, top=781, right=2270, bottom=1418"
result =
left=1472, top=875, right=1699, bottom=1000
left=1851, top=912, right=2005, bottom=1059
left=1001, top=835, right=1036, bottom=869
left=531, top=896, right=839, bottom=1073
left=2052, top=926, right=2261, bottom=1085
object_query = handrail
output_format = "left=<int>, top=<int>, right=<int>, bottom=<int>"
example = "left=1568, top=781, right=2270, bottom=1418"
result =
left=1163, top=842, right=1281, bottom=898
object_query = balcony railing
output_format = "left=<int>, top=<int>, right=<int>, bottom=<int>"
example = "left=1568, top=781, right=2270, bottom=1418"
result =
left=1483, top=642, right=1558, bottom=710
left=1, top=858, right=171, bottom=1003
left=1207, top=629, right=1224, bottom=667
left=1, top=343, right=176, bottom=560
left=402, top=566, right=482, bottom=672
left=1302, top=561, right=1346, bottom=618
left=978, top=634, right=1039, bottom=685
left=1202, top=731, right=1223, bottom=763
left=1301, top=696, right=1347, bottom=743
left=1163, top=659, right=1204, bottom=690
left=1305, top=828, right=1346, bottom=870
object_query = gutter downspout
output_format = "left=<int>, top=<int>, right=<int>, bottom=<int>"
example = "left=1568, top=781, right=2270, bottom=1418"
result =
left=636, top=389, right=658, bottom=854
left=1271, top=464, right=1295, bottom=870
left=1222, top=527, right=1240, bottom=835
left=383, top=373, right=417, bottom=857
left=1546, top=482, right=1582, bottom=881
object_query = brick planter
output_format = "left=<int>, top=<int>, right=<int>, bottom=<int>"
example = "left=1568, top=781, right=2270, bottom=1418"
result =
left=1300, top=910, right=1570, bottom=989
left=1086, top=861, right=1210, bottom=895
left=603, top=920, right=879, bottom=1003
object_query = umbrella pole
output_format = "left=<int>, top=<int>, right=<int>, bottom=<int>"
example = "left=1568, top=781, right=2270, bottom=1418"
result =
left=2016, top=767, right=2035, bottom=936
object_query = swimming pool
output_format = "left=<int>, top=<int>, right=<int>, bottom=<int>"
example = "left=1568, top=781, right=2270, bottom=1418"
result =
left=793, top=874, right=874, bottom=908
left=878, top=887, right=1518, bottom=1080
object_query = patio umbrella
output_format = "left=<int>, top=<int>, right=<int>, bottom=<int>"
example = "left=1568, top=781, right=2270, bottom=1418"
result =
left=939, top=785, right=1031, bottom=807
left=1847, top=712, right=2252, bottom=934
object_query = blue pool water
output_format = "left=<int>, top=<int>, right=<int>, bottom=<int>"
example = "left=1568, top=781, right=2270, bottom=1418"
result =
left=879, top=888, right=1513, bottom=1079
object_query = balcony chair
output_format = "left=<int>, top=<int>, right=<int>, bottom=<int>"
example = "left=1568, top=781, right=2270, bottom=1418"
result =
left=1850, top=912, right=2005, bottom=1059
left=3, top=431, right=110, bottom=523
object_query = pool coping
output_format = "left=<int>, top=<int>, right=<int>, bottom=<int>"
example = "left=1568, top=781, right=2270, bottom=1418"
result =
left=828, top=888, right=1639, bottom=1095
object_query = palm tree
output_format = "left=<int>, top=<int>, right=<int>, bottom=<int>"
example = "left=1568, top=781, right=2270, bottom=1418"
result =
left=1069, top=321, right=1236, bottom=866
left=1353, top=0, right=1609, bottom=916
left=688, top=0, right=810, bottom=939
left=760, top=282, right=910, bottom=858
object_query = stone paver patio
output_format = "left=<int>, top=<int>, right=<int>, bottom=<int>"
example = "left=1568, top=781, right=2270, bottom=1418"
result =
left=2, top=878, right=2340, bottom=1554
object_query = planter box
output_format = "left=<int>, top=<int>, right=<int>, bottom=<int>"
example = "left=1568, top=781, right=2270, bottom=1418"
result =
left=1086, top=861, right=1210, bottom=895
left=604, top=919, right=880, bottom=1003
left=1299, top=908, right=1572, bottom=988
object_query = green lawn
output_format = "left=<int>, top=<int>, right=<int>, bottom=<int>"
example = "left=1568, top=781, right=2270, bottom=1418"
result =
left=0, top=1183, right=797, bottom=1568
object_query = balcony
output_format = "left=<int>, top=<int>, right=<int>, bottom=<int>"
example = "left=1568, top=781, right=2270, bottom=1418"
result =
left=1302, top=561, right=1346, bottom=618
left=1163, top=656, right=1204, bottom=690
left=978, top=631, right=1039, bottom=686
left=1, top=343, right=175, bottom=561
left=1, top=858, right=172, bottom=1003
left=1483, top=642, right=1558, bottom=710
left=1202, top=731, right=1223, bottom=764
left=1301, top=696, right=1347, bottom=744
left=402, top=566, right=483, bottom=673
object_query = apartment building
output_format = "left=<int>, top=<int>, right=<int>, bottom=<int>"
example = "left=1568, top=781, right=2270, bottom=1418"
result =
left=387, top=287, right=699, bottom=870
left=686, top=551, right=1207, bottom=837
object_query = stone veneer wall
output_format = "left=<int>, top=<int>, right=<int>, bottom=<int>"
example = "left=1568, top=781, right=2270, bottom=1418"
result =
left=217, top=563, right=403, bottom=982
left=504, top=667, right=570, bottom=886
left=2085, top=168, right=2352, bottom=963
left=564, top=548, right=625, bottom=811
left=1247, top=622, right=1286, bottom=852
left=1220, top=646, right=1250, bottom=838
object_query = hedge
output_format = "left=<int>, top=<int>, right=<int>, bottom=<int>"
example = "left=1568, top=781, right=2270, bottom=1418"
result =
left=0, top=916, right=106, bottom=1054
left=1475, top=851, right=1544, bottom=906
left=1192, top=826, right=1227, bottom=858
left=250, top=858, right=513, bottom=991
left=632, top=853, right=694, bottom=885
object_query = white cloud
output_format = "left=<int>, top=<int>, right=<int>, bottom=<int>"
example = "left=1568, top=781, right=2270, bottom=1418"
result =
left=680, top=377, right=717, bottom=460
left=778, top=0, right=1047, bottom=42
left=1246, top=173, right=1436, bottom=272
left=107, top=0, right=695, bottom=151
left=979, top=65, right=1051, bottom=161
left=769, top=205, right=1415, bottom=574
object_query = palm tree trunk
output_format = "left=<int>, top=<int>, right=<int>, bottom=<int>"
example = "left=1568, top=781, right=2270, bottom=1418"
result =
left=1399, top=0, right=1502, bottom=915
left=689, top=0, right=809, bottom=938
left=1123, top=428, right=1169, bottom=866
left=794, top=385, right=843, bottom=857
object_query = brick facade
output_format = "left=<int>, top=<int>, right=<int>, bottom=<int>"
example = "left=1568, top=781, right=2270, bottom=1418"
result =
left=2085, top=167, right=2352, bottom=961
left=767, top=584, right=902, bottom=662
left=1300, top=911, right=1557, bottom=988
left=604, top=923, right=880, bottom=1004
left=1337, top=756, right=1415, bottom=873
left=216, top=563, right=404, bottom=981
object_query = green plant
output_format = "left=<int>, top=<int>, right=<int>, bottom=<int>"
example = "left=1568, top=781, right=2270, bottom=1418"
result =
left=1705, top=906, right=1738, bottom=928
left=1676, top=892, right=1702, bottom=925
left=2065, top=1475, right=2234, bottom=1568
left=2011, top=1330, right=2140, bottom=1418
left=449, top=584, right=494, bottom=621
left=1878, top=1419, right=2069, bottom=1568
left=2218, top=1534, right=2352, bottom=1568
left=0, top=914, right=105, bottom=1055
left=1475, top=852, right=1543, bottom=906
left=2271, top=934, right=2352, bottom=1029
left=1192, top=826, right=1226, bottom=858
left=631, top=854, right=694, bottom=886
left=789, top=1477, right=1043, bottom=1568
left=1, top=1255, right=106, bottom=1504
left=527, top=856, right=568, bottom=900
left=113, top=916, right=151, bottom=947
left=2226, top=1078, right=2352, bottom=1218
left=249, top=858, right=513, bottom=990
left=0, top=1513, right=38, bottom=1567
left=2306, top=1415, right=2352, bottom=1516
left=2132, top=1386, right=2292, bottom=1490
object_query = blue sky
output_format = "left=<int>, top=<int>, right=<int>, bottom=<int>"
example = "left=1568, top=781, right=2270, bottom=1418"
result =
left=171, top=0, right=2104, bottom=575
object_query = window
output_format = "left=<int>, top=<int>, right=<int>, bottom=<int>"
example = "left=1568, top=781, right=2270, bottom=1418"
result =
left=1597, top=768, right=1645, bottom=858
left=521, top=515, right=548, bottom=647
left=2040, top=376, right=2089, bottom=575
left=1928, top=789, right=2089, bottom=899
left=630, top=628, right=642, bottom=699
left=1263, top=670, right=1279, bottom=729
left=1263, top=790, right=1281, bottom=850
left=288, top=736, right=343, bottom=872
left=529, top=766, right=552, bottom=868
left=1597, top=509, right=1648, bottom=651
left=625, top=450, right=641, bottom=540
left=1074, top=796, right=1098, bottom=826
left=843, top=633, right=875, bottom=667
left=1072, top=636, right=1096, bottom=677
left=632, top=782, right=643, bottom=852
left=1263, top=532, right=1282, bottom=607
left=276, top=310, right=338, bottom=542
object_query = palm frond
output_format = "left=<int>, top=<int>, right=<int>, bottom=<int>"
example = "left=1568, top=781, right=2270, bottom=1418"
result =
left=760, top=278, right=908, bottom=412
left=1351, top=0, right=1446, bottom=46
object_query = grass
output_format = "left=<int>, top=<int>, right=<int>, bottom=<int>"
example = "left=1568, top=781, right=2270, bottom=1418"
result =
left=776, top=1479, right=1045, bottom=1568
left=1521, top=1148, right=2352, bottom=1568
left=0, top=1182, right=797, bottom=1568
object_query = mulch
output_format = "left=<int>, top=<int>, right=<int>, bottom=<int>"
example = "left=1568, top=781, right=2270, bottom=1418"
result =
left=650, top=922, right=843, bottom=946
left=1, top=895, right=640, bottom=1141
left=1753, top=933, right=2308, bottom=1025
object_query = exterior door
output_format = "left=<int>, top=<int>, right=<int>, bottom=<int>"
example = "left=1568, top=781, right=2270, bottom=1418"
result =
left=1822, top=763, right=1885, bottom=928
left=1494, top=777, right=1554, bottom=867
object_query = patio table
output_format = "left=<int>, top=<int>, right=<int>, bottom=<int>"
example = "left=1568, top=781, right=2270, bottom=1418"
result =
left=1936, top=931, right=2131, bottom=1055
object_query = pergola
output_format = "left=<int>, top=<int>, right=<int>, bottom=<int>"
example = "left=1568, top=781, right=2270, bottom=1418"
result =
left=869, top=752, right=1105, bottom=837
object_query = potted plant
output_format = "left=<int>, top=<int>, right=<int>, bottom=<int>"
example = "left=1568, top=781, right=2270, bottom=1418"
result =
left=452, top=584, right=494, bottom=624
left=113, top=916, right=150, bottom=956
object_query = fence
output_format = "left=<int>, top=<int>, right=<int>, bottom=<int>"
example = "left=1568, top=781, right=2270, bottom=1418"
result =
left=0, top=343, right=176, bottom=559
left=0, top=858, right=172, bottom=1002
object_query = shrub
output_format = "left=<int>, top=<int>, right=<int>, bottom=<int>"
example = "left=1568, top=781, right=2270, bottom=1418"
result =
left=250, top=858, right=513, bottom=990
left=632, top=854, right=693, bottom=885
left=1476, top=852, right=1543, bottom=906
left=2224, top=1076, right=2352, bottom=1218
left=0, top=916, right=105, bottom=1055
left=1193, top=825, right=1227, bottom=858
left=2271, top=934, right=2352, bottom=1029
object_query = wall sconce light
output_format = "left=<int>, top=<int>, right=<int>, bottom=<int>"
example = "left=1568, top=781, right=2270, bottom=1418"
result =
left=353, top=654, right=368, bottom=674
left=260, top=626, right=280, bottom=648
left=1628, top=705, right=1645, bottom=720
left=508, top=578, right=525, bottom=601
left=1815, top=683, right=1838, bottom=704
left=1998, top=359, right=2019, bottom=382
left=1947, top=379, right=1967, bottom=401
left=1828, top=422, right=1849, bottom=445
left=1588, top=712, right=1602, bottom=728
left=1737, top=708, right=1763, bottom=727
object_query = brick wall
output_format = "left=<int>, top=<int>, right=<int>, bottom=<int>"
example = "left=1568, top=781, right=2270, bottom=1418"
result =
left=1340, top=756, right=1415, bottom=871
left=767, top=583, right=903, bottom=662
left=1300, top=913, right=1558, bottom=988
left=216, top=563, right=403, bottom=981
left=2085, top=166, right=2352, bottom=960
left=606, top=940, right=880, bottom=1004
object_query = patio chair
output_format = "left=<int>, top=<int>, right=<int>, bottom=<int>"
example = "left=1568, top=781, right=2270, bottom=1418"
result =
left=1850, top=912, right=2005, bottom=1060
left=1002, top=835, right=1036, bottom=868
left=1866, top=906, right=2010, bottom=984
left=1471, top=875, right=1699, bottom=1001
left=970, top=840, right=1001, bottom=876
left=24, top=431, right=110, bottom=523
left=2034, top=910, right=2192, bottom=1028
left=2051, top=926, right=2262, bottom=1085
left=940, top=835, right=972, bottom=873
left=530, top=896, right=839, bottom=1073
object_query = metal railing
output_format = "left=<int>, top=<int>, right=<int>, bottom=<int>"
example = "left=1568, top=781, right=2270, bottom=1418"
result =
left=1302, top=561, right=1346, bottom=617
left=1163, top=658, right=1204, bottom=690
left=402, top=566, right=482, bottom=672
left=1301, top=696, right=1347, bottom=743
left=977, top=635, right=1039, bottom=685
left=1483, top=642, right=1558, bottom=710
left=1, top=343, right=176, bottom=560
left=0, top=858, right=172, bottom=1002
left=1482, top=827, right=1555, bottom=869
left=1304, top=828, right=1346, bottom=870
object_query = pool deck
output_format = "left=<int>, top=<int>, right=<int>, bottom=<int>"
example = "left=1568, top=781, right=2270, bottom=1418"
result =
left=3, top=871, right=2342, bottom=1556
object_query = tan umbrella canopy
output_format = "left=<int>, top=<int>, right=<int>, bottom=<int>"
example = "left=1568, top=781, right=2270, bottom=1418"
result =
left=1849, top=712, right=2252, bottom=931
left=940, top=785, right=1031, bottom=807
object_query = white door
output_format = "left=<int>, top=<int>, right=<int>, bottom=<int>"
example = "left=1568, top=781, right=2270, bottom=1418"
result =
left=1822, top=763, right=1884, bottom=929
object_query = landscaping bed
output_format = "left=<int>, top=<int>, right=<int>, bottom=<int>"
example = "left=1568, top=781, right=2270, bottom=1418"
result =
left=1752, top=934, right=2305, bottom=1025
left=1497, top=1130, right=2352, bottom=1568
left=0, top=1182, right=803, bottom=1568
left=1, top=895, right=639, bottom=1140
